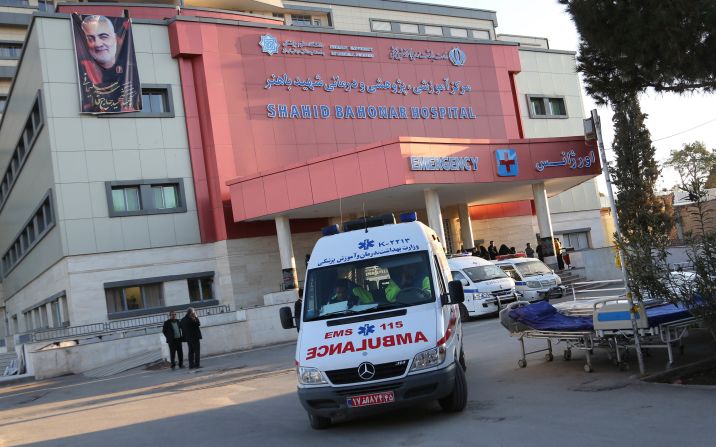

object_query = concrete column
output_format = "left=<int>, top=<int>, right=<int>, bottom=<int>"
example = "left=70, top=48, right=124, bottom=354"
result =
left=532, top=182, right=556, bottom=263
left=424, top=189, right=446, bottom=252
left=45, top=303, right=55, bottom=328
left=458, top=203, right=474, bottom=251
left=275, top=216, right=298, bottom=290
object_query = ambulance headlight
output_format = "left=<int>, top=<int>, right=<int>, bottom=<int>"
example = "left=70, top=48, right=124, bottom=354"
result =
left=410, top=345, right=446, bottom=372
left=297, top=366, right=326, bottom=385
left=526, top=281, right=541, bottom=289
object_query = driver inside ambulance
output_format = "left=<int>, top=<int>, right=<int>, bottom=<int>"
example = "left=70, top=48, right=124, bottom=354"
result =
left=330, top=278, right=374, bottom=305
left=385, top=264, right=431, bottom=302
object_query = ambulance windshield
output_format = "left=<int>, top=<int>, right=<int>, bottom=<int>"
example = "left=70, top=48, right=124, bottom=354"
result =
left=303, top=251, right=435, bottom=322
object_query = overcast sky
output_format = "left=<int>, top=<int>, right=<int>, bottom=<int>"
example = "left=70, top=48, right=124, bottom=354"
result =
left=407, top=0, right=716, bottom=191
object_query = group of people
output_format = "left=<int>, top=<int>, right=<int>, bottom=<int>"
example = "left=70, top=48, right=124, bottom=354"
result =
left=162, top=308, right=203, bottom=370
left=458, top=238, right=568, bottom=270
left=460, top=241, right=517, bottom=260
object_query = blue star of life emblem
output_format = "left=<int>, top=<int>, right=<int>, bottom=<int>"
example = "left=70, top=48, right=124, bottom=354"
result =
left=358, top=324, right=375, bottom=336
left=259, top=34, right=279, bottom=55
left=358, top=239, right=375, bottom=251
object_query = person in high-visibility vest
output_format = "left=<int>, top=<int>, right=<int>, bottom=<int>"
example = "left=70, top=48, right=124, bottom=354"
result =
left=385, top=264, right=431, bottom=302
left=330, top=279, right=374, bottom=305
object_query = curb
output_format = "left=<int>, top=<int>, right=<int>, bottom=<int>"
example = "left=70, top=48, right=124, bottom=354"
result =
left=640, top=356, right=716, bottom=386
left=0, top=374, right=36, bottom=388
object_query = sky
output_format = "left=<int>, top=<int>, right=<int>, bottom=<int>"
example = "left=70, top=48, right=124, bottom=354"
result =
left=407, top=0, right=716, bottom=192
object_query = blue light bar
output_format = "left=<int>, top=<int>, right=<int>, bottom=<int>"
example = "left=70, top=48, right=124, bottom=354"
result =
left=399, top=212, right=417, bottom=223
left=321, top=224, right=340, bottom=236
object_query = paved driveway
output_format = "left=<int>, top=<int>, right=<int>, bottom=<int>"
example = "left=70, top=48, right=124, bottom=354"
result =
left=1, top=316, right=714, bottom=446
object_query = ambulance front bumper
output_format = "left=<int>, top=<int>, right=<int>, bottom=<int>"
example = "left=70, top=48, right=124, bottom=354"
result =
left=298, top=362, right=457, bottom=418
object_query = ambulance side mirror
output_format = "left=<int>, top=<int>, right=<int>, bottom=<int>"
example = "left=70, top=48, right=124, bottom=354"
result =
left=447, top=280, right=465, bottom=305
left=279, top=306, right=295, bottom=330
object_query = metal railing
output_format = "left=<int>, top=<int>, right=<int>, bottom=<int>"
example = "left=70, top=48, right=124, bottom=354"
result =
left=27, top=304, right=231, bottom=343
left=569, top=279, right=626, bottom=301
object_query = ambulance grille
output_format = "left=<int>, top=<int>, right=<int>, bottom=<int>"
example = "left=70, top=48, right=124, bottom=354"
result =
left=326, top=360, right=408, bottom=385
left=540, top=279, right=557, bottom=287
left=491, top=288, right=513, bottom=297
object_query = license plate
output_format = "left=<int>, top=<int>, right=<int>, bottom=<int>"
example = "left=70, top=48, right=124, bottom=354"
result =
left=347, top=391, right=395, bottom=408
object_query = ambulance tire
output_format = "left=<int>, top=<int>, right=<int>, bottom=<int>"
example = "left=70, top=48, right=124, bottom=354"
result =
left=308, top=413, right=331, bottom=430
left=439, top=362, right=468, bottom=413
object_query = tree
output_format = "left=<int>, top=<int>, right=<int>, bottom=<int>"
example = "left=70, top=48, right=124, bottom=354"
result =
left=559, top=0, right=716, bottom=104
left=610, top=94, right=673, bottom=301
left=665, top=142, right=716, bottom=330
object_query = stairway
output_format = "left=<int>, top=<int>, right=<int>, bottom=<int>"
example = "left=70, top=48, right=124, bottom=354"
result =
left=0, top=351, right=18, bottom=375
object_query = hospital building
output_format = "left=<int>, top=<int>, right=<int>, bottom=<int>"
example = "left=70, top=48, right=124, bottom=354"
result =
left=0, top=1, right=616, bottom=378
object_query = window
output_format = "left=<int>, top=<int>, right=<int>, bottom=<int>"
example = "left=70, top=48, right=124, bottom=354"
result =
left=111, top=186, right=141, bottom=212
left=0, top=43, right=21, bottom=59
left=526, top=95, right=568, bottom=118
left=2, top=191, right=54, bottom=276
left=451, top=270, right=469, bottom=285
left=449, top=28, right=468, bottom=38
left=50, top=300, right=61, bottom=326
left=189, top=276, right=214, bottom=302
left=24, top=312, right=32, bottom=331
left=105, top=283, right=164, bottom=314
left=398, top=23, right=419, bottom=34
left=312, top=18, right=321, bottom=27
left=560, top=231, right=590, bottom=251
left=152, top=184, right=178, bottom=209
left=141, top=89, right=169, bottom=114
left=291, top=14, right=312, bottom=26
left=472, top=29, right=491, bottom=40
left=106, top=179, right=186, bottom=217
left=0, top=93, right=43, bottom=213
left=424, top=25, right=443, bottom=36
left=371, top=20, right=391, bottom=32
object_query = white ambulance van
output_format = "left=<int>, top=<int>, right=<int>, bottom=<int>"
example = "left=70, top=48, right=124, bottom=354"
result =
left=447, top=255, right=519, bottom=319
left=493, top=256, right=565, bottom=302
left=279, top=213, right=467, bottom=429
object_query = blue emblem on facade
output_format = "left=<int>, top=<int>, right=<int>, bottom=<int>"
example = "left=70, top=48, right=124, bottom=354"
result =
left=358, top=324, right=375, bottom=336
left=259, top=34, right=279, bottom=55
left=358, top=239, right=375, bottom=251
left=496, top=149, right=518, bottom=177
left=449, top=47, right=466, bottom=66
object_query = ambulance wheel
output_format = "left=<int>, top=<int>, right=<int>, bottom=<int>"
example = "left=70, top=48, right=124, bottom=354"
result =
left=459, top=348, right=467, bottom=371
left=439, top=362, right=468, bottom=413
left=459, top=304, right=470, bottom=322
left=308, top=413, right=331, bottom=430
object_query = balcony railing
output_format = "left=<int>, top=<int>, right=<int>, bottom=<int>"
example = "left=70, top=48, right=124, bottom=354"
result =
left=26, top=305, right=231, bottom=343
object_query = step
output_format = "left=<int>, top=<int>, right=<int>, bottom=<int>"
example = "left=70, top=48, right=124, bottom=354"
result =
left=83, top=349, right=162, bottom=379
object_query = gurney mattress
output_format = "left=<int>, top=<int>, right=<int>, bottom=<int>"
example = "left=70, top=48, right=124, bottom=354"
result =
left=508, top=301, right=593, bottom=331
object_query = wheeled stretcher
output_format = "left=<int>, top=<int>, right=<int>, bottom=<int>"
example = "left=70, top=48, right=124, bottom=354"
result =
left=500, top=299, right=702, bottom=372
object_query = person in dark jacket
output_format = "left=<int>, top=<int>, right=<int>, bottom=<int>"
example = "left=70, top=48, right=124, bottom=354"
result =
left=181, top=308, right=203, bottom=369
left=498, top=244, right=510, bottom=256
left=478, top=245, right=489, bottom=260
left=162, top=311, right=184, bottom=370
left=487, top=241, right=498, bottom=260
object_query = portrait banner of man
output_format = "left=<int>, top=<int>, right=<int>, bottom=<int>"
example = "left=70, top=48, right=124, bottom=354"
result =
left=71, top=13, right=141, bottom=113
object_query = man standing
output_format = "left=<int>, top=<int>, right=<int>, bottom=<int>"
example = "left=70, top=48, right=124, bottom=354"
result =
left=181, top=308, right=203, bottom=369
left=162, top=311, right=183, bottom=370
left=487, top=241, right=498, bottom=260
left=525, top=243, right=535, bottom=258
left=554, top=238, right=564, bottom=271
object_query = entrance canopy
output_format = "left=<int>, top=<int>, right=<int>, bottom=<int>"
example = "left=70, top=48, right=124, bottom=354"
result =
left=227, top=136, right=600, bottom=221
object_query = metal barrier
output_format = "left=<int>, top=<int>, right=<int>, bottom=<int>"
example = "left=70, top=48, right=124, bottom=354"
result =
left=568, top=279, right=626, bottom=301
left=28, top=304, right=231, bottom=343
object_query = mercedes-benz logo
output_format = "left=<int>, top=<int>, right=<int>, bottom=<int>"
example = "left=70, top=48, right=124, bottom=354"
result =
left=357, top=362, right=376, bottom=380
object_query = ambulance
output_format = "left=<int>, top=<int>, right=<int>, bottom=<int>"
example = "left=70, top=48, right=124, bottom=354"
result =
left=279, top=213, right=467, bottom=429
left=447, top=255, right=519, bottom=319
left=493, top=256, right=565, bottom=302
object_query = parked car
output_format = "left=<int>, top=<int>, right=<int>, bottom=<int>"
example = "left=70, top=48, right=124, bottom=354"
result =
left=493, top=256, right=565, bottom=302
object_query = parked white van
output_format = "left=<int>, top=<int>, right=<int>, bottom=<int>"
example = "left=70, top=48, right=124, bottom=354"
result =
left=279, top=213, right=468, bottom=429
left=448, top=255, right=518, bottom=319
left=493, top=256, right=565, bottom=302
